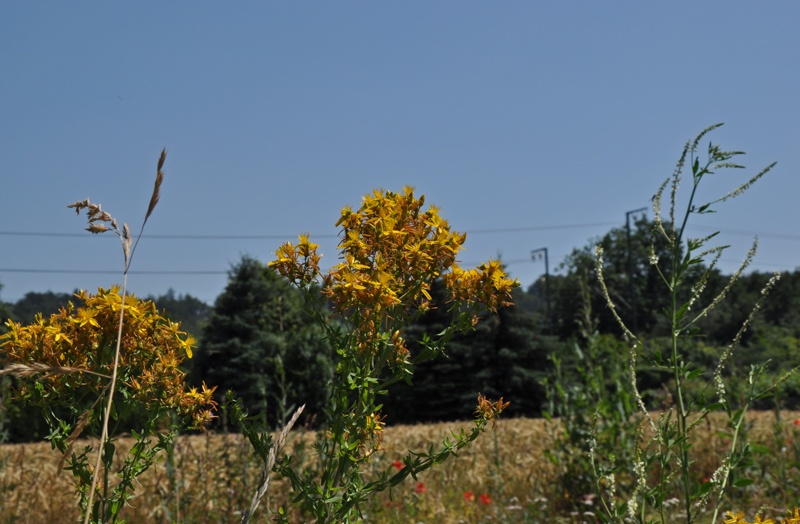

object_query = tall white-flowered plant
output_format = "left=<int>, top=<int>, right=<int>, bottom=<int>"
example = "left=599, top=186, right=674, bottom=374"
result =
left=591, top=124, right=799, bottom=524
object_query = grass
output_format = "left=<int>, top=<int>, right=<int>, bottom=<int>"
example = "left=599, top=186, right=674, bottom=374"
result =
left=1, top=411, right=799, bottom=523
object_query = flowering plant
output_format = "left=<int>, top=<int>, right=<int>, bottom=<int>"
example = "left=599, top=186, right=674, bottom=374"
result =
left=267, top=186, right=517, bottom=523
left=0, top=288, right=217, bottom=521
left=1, top=287, right=215, bottom=427
left=591, top=125, right=797, bottom=524
left=0, top=151, right=216, bottom=524
left=724, top=508, right=800, bottom=524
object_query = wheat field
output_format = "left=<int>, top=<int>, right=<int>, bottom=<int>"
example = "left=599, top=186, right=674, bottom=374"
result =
left=1, top=411, right=797, bottom=523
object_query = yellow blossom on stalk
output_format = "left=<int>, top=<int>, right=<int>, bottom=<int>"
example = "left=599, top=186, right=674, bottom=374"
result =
left=0, top=287, right=216, bottom=428
left=475, top=393, right=510, bottom=428
left=719, top=509, right=800, bottom=524
left=444, top=260, right=517, bottom=324
left=348, top=411, right=387, bottom=457
left=269, top=186, right=519, bottom=354
left=724, top=511, right=746, bottom=524
left=271, top=233, right=323, bottom=285
left=76, top=308, right=101, bottom=329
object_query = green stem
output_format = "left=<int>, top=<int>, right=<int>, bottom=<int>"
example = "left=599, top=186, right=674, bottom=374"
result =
left=670, top=177, right=702, bottom=523
left=710, top=401, right=749, bottom=524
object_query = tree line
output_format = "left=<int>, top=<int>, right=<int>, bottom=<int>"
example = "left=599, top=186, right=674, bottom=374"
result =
left=2, top=218, right=799, bottom=441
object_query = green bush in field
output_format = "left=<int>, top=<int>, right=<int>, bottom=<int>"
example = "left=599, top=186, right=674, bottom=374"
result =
left=541, top=271, right=639, bottom=514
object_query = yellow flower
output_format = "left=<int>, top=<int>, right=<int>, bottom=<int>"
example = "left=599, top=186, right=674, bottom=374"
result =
left=475, top=394, right=510, bottom=428
left=724, top=511, right=746, bottom=524
left=45, top=324, right=73, bottom=345
left=76, top=308, right=101, bottom=328
left=0, top=287, right=216, bottom=428
left=269, top=187, right=519, bottom=354
left=180, top=334, right=196, bottom=359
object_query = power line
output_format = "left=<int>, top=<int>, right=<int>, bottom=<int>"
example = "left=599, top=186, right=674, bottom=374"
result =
left=0, top=231, right=331, bottom=240
left=688, top=225, right=800, bottom=241
left=1, top=221, right=796, bottom=277
left=462, top=223, right=618, bottom=234
left=0, top=268, right=226, bottom=275
left=0, top=222, right=620, bottom=240
left=2, top=255, right=795, bottom=277
left=2, top=223, right=799, bottom=241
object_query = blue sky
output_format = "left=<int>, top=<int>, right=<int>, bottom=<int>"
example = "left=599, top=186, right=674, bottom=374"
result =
left=1, top=2, right=798, bottom=306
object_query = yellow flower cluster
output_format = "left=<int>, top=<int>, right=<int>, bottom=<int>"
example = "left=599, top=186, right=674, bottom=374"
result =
left=270, top=187, right=519, bottom=354
left=725, top=509, right=800, bottom=524
left=475, top=393, right=510, bottom=429
left=331, top=410, right=387, bottom=459
left=0, top=287, right=216, bottom=428
left=444, top=260, right=518, bottom=322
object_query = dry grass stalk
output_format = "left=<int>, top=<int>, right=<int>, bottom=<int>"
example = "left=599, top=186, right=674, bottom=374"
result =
left=146, top=149, right=166, bottom=222
left=0, top=362, right=110, bottom=379
left=240, top=404, right=306, bottom=524
left=73, top=150, right=166, bottom=524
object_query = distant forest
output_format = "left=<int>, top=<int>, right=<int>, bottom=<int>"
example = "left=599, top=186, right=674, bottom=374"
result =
left=2, top=218, right=799, bottom=441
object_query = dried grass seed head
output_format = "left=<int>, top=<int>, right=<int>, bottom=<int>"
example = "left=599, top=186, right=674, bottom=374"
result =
left=145, top=148, right=166, bottom=224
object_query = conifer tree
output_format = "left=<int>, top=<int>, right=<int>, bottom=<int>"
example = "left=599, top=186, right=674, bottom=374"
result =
left=0, top=282, right=13, bottom=332
left=194, top=255, right=333, bottom=428
left=382, top=282, right=550, bottom=423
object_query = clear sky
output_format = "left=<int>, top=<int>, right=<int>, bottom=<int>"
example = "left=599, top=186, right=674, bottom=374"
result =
left=2, top=2, right=798, bottom=306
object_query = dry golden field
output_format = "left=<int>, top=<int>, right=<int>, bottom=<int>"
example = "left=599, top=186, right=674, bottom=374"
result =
left=1, top=411, right=799, bottom=523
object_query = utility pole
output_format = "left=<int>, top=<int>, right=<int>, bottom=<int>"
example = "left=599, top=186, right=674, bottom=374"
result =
left=626, top=207, right=648, bottom=336
left=531, top=247, right=551, bottom=335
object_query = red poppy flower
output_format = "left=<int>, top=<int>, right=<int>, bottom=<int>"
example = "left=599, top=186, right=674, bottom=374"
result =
left=464, top=491, right=475, bottom=502
left=415, top=483, right=427, bottom=493
left=479, top=493, right=491, bottom=505
left=393, top=460, right=403, bottom=470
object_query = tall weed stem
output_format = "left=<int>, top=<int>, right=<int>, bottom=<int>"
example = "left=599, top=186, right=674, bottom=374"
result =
left=594, top=124, right=784, bottom=523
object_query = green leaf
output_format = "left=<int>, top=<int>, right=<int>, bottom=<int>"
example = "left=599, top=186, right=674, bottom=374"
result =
left=685, top=369, right=703, bottom=381
left=698, top=479, right=714, bottom=496
left=750, top=444, right=770, bottom=454
left=733, top=478, right=755, bottom=488
left=676, top=302, right=690, bottom=322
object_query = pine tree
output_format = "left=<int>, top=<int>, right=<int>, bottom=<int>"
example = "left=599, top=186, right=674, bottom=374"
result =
left=0, top=281, right=14, bottom=332
left=11, top=290, right=74, bottom=324
left=382, top=281, right=551, bottom=423
left=545, top=216, right=674, bottom=339
left=193, top=255, right=333, bottom=429
left=148, top=288, right=212, bottom=340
